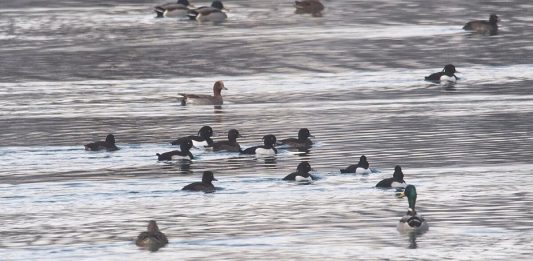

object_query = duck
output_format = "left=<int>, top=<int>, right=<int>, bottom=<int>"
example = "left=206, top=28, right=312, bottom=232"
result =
left=157, top=138, right=194, bottom=160
left=84, top=134, right=119, bottom=151
left=212, top=129, right=242, bottom=152
left=170, top=126, right=214, bottom=148
left=154, top=0, right=194, bottom=18
left=376, top=165, right=407, bottom=188
left=135, top=220, right=168, bottom=251
left=178, top=80, right=227, bottom=105
left=397, top=185, right=429, bottom=233
left=279, top=128, right=314, bottom=149
left=424, top=64, right=459, bottom=82
left=340, top=155, right=371, bottom=174
left=282, top=161, right=317, bottom=181
left=463, top=14, right=499, bottom=36
left=294, top=0, right=324, bottom=17
left=182, top=171, right=218, bottom=193
left=187, top=1, right=227, bottom=23
left=240, top=134, right=278, bottom=156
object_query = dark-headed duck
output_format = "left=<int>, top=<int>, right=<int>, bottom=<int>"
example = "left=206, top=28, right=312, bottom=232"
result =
left=340, top=155, right=371, bottom=174
left=187, top=1, right=227, bottom=22
left=157, top=138, right=194, bottom=160
left=212, top=129, right=242, bottom=152
left=179, top=80, right=227, bottom=105
left=240, top=134, right=278, bottom=156
left=171, top=126, right=214, bottom=148
left=154, top=0, right=194, bottom=18
left=294, top=0, right=324, bottom=17
left=376, top=165, right=407, bottom=188
left=424, top=64, right=459, bottom=82
left=279, top=128, right=314, bottom=149
left=135, top=220, right=168, bottom=251
left=283, top=161, right=317, bottom=181
left=84, top=134, right=119, bottom=151
left=463, top=14, right=499, bottom=36
left=182, top=171, right=218, bottom=193
left=397, top=185, right=429, bottom=233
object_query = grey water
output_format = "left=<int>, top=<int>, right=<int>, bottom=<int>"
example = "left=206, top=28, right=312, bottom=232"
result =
left=1, top=0, right=533, bottom=259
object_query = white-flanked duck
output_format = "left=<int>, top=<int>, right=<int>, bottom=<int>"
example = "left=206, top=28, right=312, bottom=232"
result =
left=463, top=14, right=499, bottom=36
left=171, top=126, right=214, bottom=148
left=376, top=165, right=407, bottom=188
left=178, top=80, right=227, bottom=105
left=340, top=155, right=371, bottom=174
left=154, top=0, right=195, bottom=18
left=157, top=138, right=194, bottom=160
left=182, top=171, right=218, bottom=193
left=240, top=134, right=278, bottom=156
left=294, top=0, right=324, bottom=17
left=84, top=134, right=119, bottom=151
left=282, top=161, right=317, bottom=182
left=279, top=128, right=314, bottom=149
left=188, top=0, right=227, bottom=23
left=425, top=64, right=459, bottom=82
left=135, top=220, right=168, bottom=252
left=397, top=185, right=429, bottom=233
left=212, top=129, right=242, bottom=152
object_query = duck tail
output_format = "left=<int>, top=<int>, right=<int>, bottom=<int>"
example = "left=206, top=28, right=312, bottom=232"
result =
left=154, top=7, right=165, bottom=18
left=187, top=10, right=199, bottom=20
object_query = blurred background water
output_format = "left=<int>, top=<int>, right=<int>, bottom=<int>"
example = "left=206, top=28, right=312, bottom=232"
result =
left=1, top=0, right=533, bottom=260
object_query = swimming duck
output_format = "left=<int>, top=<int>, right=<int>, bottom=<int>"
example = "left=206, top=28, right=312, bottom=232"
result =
left=171, top=126, right=214, bottom=148
left=424, top=64, right=459, bottom=82
left=157, top=138, right=194, bottom=160
left=463, top=14, right=499, bottom=36
left=187, top=1, right=227, bottom=23
left=376, top=165, right=407, bottom=188
left=178, top=80, right=227, bottom=105
left=340, top=155, right=371, bottom=174
left=182, top=171, right=218, bottom=193
left=282, top=161, right=317, bottom=181
left=135, top=220, right=168, bottom=251
left=240, top=134, right=278, bottom=156
left=279, top=128, right=314, bottom=149
left=212, top=129, right=242, bottom=152
left=84, top=134, right=119, bottom=151
left=397, top=185, right=429, bottom=233
left=294, top=0, right=324, bottom=17
left=154, top=0, right=194, bottom=18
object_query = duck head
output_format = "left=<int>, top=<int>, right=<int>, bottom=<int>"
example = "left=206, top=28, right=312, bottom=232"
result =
left=400, top=185, right=417, bottom=214
left=147, top=220, right=161, bottom=233
left=393, top=165, right=404, bottom=182
left=298, top=128, right=314, bottom=141
left=262, top=134, right=277, bottom=148
left=489, top=14, right=499, bottom=24
left=202, top=171, right=218, bottom=183
left=178, top=0, right=192, bottom=6
left=296, top=161, right=312, bottom=175
left=228, top=129, right=242, bottom=141
left=443, top=64, right=458, bottom=77
left=198, top=126, right=214, bottom=139
left=211, top=0, right=225, bottom=10
left=213, top=80, right=227, bottom=96
left=105, top=134, right=116, bottom=144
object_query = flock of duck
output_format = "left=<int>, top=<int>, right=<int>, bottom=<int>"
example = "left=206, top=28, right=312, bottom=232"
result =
left=85, top=0, right=501, bottom=251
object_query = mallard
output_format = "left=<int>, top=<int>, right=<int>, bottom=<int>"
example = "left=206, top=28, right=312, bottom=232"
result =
left=188, top=1, right=227, bottom=23
left=397, top=185, right=429, bottom=233
left=84, top=134, right=119, bottom=151
left=178, top=80, right=227, bottom=105
left=135, top=220, right=168, bottom=251
left=154, top=0, right=194, bottom=18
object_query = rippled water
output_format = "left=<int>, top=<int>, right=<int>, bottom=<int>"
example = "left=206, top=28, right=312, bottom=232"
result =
left=1, top=0, right=533, bottom=260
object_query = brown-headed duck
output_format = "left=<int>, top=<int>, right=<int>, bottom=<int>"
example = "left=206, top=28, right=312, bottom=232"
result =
left=135, top=220, right=168, bottom=251
left=463, top=14, right=499, bottom=36
left=178, top=80, right=227, bottom=105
